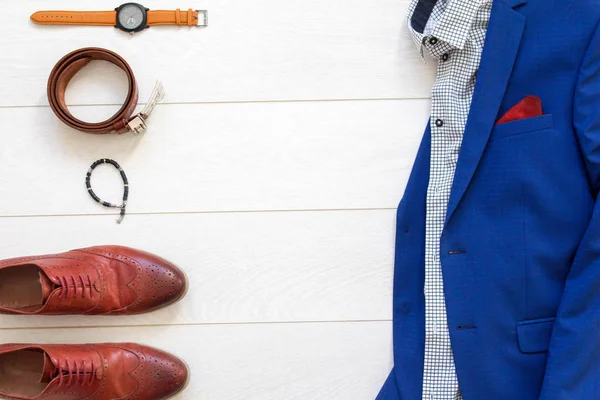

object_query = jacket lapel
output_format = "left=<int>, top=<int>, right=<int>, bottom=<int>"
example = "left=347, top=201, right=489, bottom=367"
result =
left=445, top=0, right=526, bottom=224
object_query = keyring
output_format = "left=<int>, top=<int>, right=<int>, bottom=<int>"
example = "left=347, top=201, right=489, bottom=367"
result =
left=85, top=159, right=129, bottom=224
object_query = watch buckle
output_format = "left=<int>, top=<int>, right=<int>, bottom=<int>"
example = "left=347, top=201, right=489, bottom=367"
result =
left=195, top=10, right=208, bottom=27
left=127, top=115, right=147, bottom=135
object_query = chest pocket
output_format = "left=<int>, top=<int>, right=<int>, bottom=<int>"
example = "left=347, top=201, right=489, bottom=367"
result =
left=490, top=114, right=554, bottom=141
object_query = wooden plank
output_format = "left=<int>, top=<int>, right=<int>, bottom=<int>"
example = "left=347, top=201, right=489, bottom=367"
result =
left=0, top=210, right=395, bottom=329
left=0, top=0, right=435, bottom=106
left=0, top=321, right=393, bottom=400
left=0, top=100, right=427, bottom=217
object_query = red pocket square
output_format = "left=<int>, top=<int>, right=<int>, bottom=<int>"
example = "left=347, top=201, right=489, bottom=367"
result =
left=496, top=95, right=543, bottom=125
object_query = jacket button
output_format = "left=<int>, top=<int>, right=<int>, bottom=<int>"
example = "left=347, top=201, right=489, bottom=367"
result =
left=441, top=53, right=449, bottom=61
left=429, top=37, right=438, bottom=45
left=435, top=119, right=444, bottom=127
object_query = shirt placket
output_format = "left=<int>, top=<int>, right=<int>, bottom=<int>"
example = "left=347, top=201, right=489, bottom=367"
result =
left=423, top=37, right=462, bottom=400
left=405, top=1, right=492, bottom=400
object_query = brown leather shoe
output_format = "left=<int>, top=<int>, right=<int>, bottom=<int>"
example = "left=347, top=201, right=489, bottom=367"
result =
left=0, top=343, right=189, bottom=399
left=0, top=246, right=187, bottom=315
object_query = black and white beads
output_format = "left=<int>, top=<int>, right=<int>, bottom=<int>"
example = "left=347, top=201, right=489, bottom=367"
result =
left=85, top=159, right=129, bottom=224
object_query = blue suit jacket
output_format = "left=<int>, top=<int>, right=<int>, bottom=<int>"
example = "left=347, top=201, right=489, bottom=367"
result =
left=378, top=0, right=600, bottom=398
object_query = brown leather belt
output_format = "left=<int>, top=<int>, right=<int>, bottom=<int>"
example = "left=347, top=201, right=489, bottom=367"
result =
left=47, top=47, right=157, bottom=134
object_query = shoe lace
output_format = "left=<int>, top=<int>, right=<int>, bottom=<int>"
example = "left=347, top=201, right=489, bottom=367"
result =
left=57, top=274, right=95, bottom=299
left=52, top=359, right=97, bottom=387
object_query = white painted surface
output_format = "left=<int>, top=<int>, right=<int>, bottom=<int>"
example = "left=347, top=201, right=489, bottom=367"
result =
left=0, top=0, right=435, bottom=106
left=0, top=101, right=425, bottom=216
left=0, top=1, right=434, bottom=398
left=0, top=210, right=396, bottom=329
left=0, top=322, right=394, bottom=400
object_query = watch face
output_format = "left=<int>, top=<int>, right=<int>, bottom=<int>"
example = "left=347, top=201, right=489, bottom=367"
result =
left=117, top=3, right=146, bottom=31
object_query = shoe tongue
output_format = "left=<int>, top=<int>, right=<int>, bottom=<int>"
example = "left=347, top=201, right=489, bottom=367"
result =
left=39, top=271, right=55, bottom=304
left=40, top=353, right=56, bottom=383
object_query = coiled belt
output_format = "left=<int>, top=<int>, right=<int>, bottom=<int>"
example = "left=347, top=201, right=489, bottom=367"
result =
left=47, top=47, right=163, bottom=134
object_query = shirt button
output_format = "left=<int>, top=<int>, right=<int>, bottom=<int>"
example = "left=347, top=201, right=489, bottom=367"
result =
left=435, top=119, right=444, bottom=127
left=429, top=37, right=438, bottom=45
left=441, top=53, right=449, bottom=61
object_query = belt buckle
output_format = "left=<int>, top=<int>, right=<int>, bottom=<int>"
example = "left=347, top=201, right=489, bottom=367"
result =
left=195, top=10, right=208, bottom=27
left=127, top=80, right=165, bottom=134
left=127, top=115, right=147, bottom=135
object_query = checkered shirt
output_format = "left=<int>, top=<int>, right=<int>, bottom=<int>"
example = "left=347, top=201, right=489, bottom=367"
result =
left=406, top=0, right=492, bottom=399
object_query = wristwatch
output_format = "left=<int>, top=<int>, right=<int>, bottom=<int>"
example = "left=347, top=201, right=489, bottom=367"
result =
left=31, top=2, right=208, bottom=33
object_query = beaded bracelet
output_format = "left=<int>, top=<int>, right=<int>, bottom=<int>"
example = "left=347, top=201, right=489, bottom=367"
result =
left=85, top=159, right=129, bottom=224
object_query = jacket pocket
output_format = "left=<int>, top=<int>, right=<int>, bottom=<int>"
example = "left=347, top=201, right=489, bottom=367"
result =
left=491, top=114, right=554, bottom=140
left=516, top=317, right=555, bottom=354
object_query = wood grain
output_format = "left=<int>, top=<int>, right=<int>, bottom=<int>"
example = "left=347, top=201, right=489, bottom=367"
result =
left=0, top=100, right=426, bottom=217
left=0, top=209, right=395, bottom=329
left=0, top=321, right=393, bottom=400
left=0, top=0, right=435, bottom=106
left=0, top=1, right=429, bottom=398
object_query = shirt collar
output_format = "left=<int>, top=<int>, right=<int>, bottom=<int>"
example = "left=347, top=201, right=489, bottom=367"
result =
left=407, top=0, right=487, bottom=54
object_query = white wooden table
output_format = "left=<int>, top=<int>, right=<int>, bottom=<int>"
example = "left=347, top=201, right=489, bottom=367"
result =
left=0, top=1, right=435, bottom=398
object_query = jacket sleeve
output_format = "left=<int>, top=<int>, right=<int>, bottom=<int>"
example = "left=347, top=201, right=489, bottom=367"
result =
left=539, top=19, right=600, bottom=400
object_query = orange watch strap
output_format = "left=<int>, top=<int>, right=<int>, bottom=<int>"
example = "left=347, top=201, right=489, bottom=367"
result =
left=30, top=11, right=117, bottom=26
left=147, top=9, right=200, bottom=26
